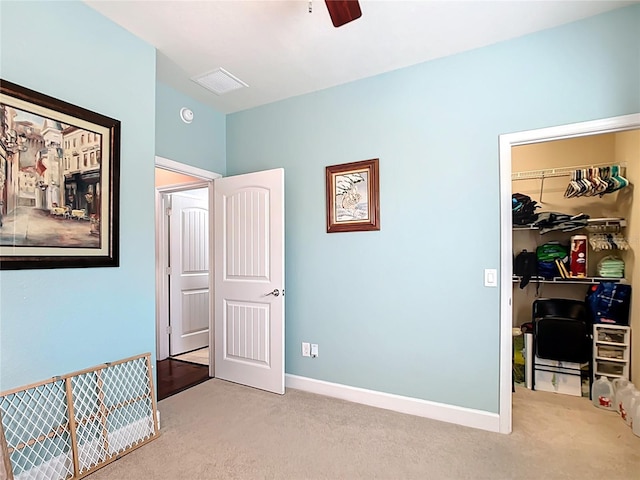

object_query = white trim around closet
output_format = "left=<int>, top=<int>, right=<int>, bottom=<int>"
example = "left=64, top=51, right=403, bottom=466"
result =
left=498, top=113, right=640, bottom=434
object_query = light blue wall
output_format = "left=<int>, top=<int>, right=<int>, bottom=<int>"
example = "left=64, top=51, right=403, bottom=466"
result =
left=227, top=6, right=640, bottom=413
left=156, top=81, right=226, bottom=174
left=0, top=1, right=156, bottom=390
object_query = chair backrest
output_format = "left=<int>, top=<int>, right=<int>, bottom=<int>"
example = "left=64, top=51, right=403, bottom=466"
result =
left=532, top=298, right=589, bottom=322
left=532, top=298, right=591, bottom=363
left=535, top=317, right=591, bottom=363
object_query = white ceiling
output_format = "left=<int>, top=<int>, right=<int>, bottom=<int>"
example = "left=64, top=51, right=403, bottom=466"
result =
left=86, top=0, right=637, bottom=114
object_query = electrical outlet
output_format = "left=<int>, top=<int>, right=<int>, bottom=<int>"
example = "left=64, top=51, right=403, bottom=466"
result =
left=302, top=342, right=311, bottom=357
left=311, top=344, right=318, bottom=358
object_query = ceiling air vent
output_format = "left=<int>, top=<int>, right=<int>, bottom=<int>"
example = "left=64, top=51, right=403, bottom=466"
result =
left=191, top=68, right=248, bottom=95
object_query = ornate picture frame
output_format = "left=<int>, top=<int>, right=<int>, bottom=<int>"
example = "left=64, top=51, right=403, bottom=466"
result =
left=0, top=79, right=120, bottom=269
left=325, top=158, right=380, bottom=233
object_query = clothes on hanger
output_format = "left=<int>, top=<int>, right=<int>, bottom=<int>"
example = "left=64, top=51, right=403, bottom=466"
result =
left=589, top=233, right=630, bottom=252
left=532, top=212, right=590, bottom=234
left=564, top=165, right=629, bottom=198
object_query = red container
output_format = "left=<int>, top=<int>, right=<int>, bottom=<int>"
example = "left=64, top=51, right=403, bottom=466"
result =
left=570, top=235, right=588, bottom=277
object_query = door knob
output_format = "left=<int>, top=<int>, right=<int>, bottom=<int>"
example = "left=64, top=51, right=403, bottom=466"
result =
left=266, top=289, right=280, bottom=297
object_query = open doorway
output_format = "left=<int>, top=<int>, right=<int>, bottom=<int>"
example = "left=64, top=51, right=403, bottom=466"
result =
left=155, top=156, right=220, bottom=399
left=154, top=159, right=286, bottom=398
left=498, top=113, right=640, bottom=433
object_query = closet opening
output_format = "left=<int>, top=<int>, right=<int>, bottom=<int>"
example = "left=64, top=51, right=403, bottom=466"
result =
left=498, top=113, right=640, bottom=434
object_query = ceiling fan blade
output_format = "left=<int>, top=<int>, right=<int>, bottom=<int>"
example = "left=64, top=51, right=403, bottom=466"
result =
left=325, top=0, right=362, bottom=28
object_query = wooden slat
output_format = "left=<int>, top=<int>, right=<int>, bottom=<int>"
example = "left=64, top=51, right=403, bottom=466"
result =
left=65, top=378, right=80, bottom=476
left=7, top=424, right=68, bottom=453
left=0, top=411, right=14, bottom=480
left=106, top=393, right=149, bottom=413
left=59, top=353, right=150, bottom=381
left=0, top=353, right=150, bottom=398
left=95, top=370, right=110, bottom=464
left=145, top=355, right=160, bottom=435
left=0, top=376, right=61, bottom=398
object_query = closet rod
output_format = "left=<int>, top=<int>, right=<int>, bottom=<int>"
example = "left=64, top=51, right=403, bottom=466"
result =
left=512, top=161, right=627, bottom=181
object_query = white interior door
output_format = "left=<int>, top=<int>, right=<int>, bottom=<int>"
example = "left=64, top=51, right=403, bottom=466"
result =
left=169, top=189, right=210, bottom=356
left=214, top=168, right=285, bottom=394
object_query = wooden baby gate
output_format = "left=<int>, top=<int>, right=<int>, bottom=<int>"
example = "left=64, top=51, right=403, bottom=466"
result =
left=0, top=353, right=159, bottom=480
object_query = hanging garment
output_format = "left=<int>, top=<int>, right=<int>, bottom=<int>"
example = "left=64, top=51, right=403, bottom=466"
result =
left=514, top=250, right=538, bottom=288
left=533, top=212, right=590, bottom=234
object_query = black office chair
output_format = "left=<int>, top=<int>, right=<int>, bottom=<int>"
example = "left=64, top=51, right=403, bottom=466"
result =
left=531, top=298, right=593, bottom=395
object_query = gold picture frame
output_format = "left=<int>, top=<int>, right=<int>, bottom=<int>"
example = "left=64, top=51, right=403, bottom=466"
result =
left=325, top=158, right=380, bottom=233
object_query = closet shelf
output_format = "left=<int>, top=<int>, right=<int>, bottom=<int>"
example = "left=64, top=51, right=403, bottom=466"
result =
left=512, top=162, right=627, bottom=181
left=513, top=217, right=627, bottom=231
left=512, top=275, right=626, bottom=285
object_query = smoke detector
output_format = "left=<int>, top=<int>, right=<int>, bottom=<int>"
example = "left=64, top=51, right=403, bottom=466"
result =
left=191, top=68, right=248, bottom=96
left=179, top=107, right=194, bottom=124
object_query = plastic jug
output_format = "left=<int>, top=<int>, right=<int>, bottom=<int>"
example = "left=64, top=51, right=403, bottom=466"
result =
left=628, top=391, right=640, bottom=429
left=618, top=384, right=635, bottom=423
left=633, top=400, right=640, bottom=437
left=612, top=378, right=629, bottom=397
left=591, top=376, right=615, bottom=410
left=623, top=389, right=640, bottom=427
left=614, top=381, right=633, bottom=416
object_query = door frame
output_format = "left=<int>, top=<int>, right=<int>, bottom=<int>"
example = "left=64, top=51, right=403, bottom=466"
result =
left=498, top=113, right=640, bottom=434
left=155, top=156, right=221, bottom=377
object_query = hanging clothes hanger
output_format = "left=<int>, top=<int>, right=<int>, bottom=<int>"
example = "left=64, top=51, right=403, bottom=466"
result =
left=564, top=170, right=580, bottom=198
left=577, top=169, right=591, bottom=196
left=584, top=168, right=595, bottom=195
left=611, top=165, right=629, bottom=192
left=606, top=165, right=622, bottom=193
left=593, top=167, right=608, bottom=195
left=599, top=166, right=611, bottom=194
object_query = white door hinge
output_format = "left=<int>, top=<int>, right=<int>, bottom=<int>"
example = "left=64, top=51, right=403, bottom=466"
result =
left=166, top=326, right=172, bottom=335
left=165, top=207, right=172, bottom=216
left=166, top=267, right=171, bottom=275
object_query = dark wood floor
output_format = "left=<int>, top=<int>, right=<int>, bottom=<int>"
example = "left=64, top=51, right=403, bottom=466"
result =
left=156, top=358, right=210, bottom=401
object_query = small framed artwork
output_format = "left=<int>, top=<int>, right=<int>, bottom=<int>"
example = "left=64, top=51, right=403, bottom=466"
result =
left=325, top=158, right=380, bottom=233
left=0, top=79, right=120, bottom=269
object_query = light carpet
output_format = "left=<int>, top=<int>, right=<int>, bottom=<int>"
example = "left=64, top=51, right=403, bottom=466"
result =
left=88, top=380, right=639, bottom=479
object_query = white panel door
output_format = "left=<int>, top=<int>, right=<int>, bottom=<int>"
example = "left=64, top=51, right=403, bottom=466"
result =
left=169, top=189, right=210, bottom=356
left=214, top=168, right=284, bottom=394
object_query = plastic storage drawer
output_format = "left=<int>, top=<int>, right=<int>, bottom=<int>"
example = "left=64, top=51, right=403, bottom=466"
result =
left=596, top=360, right=625, bottom=376
left=596, top=328, right=627, bottom=344
left=596, top=345, right=625, bottom=360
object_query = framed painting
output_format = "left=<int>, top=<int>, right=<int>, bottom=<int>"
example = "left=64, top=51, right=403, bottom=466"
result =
left=0, top=79, right=120, bottom=269
left=325, top=158, right=380, bottom=233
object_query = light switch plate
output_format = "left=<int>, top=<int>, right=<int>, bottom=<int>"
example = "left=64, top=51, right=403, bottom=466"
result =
left=484, top=268, right=498, bottom=287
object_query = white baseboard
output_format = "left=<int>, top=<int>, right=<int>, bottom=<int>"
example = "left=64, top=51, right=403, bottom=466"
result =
left=285, top=374, right=501, bottom=433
